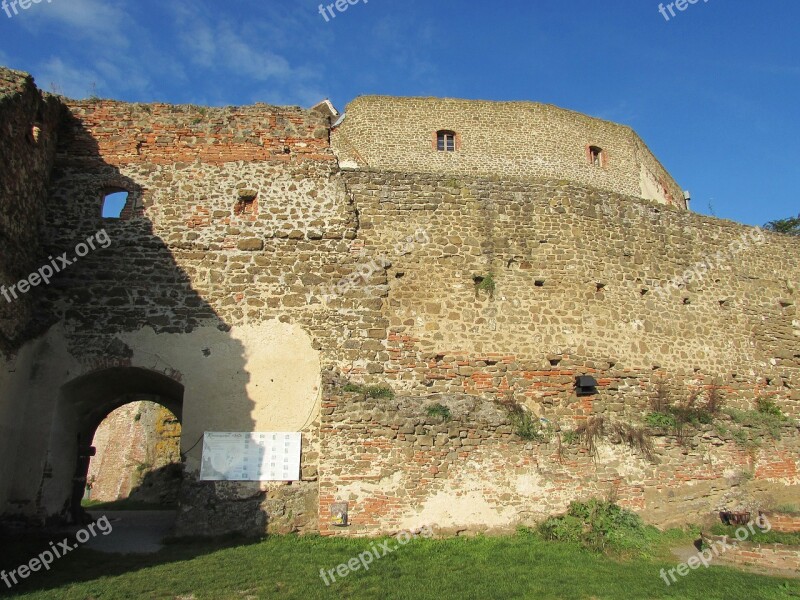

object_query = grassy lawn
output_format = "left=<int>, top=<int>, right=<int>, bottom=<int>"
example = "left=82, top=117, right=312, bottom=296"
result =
left=1, top=530, right=798, bottom=600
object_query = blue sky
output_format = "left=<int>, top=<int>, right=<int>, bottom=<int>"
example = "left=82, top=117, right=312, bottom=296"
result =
left=1, top=0, right=797, bottom=227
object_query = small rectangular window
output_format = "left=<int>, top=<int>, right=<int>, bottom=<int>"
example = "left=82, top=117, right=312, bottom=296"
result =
left=436, top=131, right=457, bottom=152
left=588, top=146, right=604, bottom=167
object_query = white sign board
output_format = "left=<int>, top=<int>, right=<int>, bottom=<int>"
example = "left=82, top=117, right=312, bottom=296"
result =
left=199, top=432, right=302, bottom=482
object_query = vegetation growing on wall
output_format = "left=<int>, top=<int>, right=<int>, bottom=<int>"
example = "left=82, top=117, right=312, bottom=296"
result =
left=425, top=403, right=451, bottom=421
left=342, top=383, right=396, bottom=400
left=497, top=395, right=549, bottom=441
left=645, top=379, right=726, bottom=444
left=574, top=416, right=655, bottom=462
left=473, top=273, right=496, bottom=299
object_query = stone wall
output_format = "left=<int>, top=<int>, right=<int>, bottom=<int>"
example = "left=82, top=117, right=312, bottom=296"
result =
left=0, top=68, right=61, bottom=350
left=332, top=96, right=686, bottom=207
left=317, top=171, right=799, bottom=535
left=0, top=67, right=797, bottom=538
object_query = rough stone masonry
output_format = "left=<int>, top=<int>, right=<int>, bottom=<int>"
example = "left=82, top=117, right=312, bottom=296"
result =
left=0, top=66, right=797, bottom=537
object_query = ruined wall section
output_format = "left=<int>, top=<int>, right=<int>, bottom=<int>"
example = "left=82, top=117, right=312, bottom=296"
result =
left=343, top=172, right=799, bottom=387
left=0, top=68, right=63, bottom=519
left=332, top=96, right=685, bottom=207
left=2, top=97, right=386, bottom=533
left=316, top=171, right=800, bottom=535
left=0, top=67, right=61, bottom=351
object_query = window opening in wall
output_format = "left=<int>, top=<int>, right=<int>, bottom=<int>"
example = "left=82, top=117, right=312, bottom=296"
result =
left=588, top=146, right=604, bottom=167
left=235, top=190, right=258, bottom=216
left=102, top=191, right=129, bottom=219
left=437, top=130, right=457, bottom=152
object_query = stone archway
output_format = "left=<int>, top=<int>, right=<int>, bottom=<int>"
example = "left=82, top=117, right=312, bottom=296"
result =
left=53, top=367, right=184, bottom=523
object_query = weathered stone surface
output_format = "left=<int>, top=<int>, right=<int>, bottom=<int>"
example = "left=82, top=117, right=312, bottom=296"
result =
left=0, top=67, right=797, bottom=540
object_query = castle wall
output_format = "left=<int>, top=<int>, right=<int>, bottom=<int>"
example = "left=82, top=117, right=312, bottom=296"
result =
left=317, top=172, right=800, bottom=535
left=0, top=69, right=62, bottom=517
left=332, top=96, right=686, bottom=207
left=0, top=91, right=384, bottom=532
left=0, top=68, right=797, bottom=537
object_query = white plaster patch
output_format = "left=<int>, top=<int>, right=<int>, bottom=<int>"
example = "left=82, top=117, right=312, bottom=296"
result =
left=400, top=489, right=517, bottom=530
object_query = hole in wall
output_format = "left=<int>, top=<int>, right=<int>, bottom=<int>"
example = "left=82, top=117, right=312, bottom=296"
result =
left=641, top=288, right=649, bottom=296
left=596, top=282, right=606, bottom=292
left=234, top=190, right=258, bottom=215
left=683, top=297, right=691, bottom=305
left=395, top=272, right=405, bottom=279
left=535, top=280, right=545, bottom=287
left=102, top=191, right=129, bottom=219
left=549, top=358, right=561, bottom=367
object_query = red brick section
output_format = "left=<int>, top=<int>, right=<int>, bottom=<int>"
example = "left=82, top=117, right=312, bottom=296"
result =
left=755, top=452, right=799, bottom=480
left=60, top=100, right=335, bottom=167
left=762, top=512, right=800, bottom=533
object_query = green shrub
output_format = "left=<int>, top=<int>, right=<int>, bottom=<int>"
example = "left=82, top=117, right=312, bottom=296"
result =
left=646, top=412, right=677, bottom=429
left=366, top=385, right=395, bottom=399
left=426, top=403, right=451, bottom=421
left=538, top=499, right=659, bottom=556
left=474, top=273, right=496, bottom=298
left=509, top=410, right=542, bottom=440
left=756, top=397, right=784, bottom=417
left=724, top=407, right=787, bottom=444
left=561, top=430, right=578, bottom=445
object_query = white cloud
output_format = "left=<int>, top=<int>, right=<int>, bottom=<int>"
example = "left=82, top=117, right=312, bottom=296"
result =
left=35, top=57, right=103, bottom=98
left=172, top=4, right=322, bottom=88
left=28, top=0, right=130, bottom=47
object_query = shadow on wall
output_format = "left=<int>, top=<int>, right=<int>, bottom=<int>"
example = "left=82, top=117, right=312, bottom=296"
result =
left=0, top=103, right=265, bottom=541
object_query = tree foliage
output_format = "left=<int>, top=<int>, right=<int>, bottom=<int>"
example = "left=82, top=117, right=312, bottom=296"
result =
left=764, top=213, right=800, bottom=235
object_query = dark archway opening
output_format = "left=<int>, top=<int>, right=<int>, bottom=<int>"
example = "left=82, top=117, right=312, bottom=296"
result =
left=59, top=367, right=184, bottom=524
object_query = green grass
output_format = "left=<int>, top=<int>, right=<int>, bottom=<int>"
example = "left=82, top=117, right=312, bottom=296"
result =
left=710, top=523, right=800, bottom=546
left=1, top=530, right=798, bottom=599
left=773, top=505, right=800, bottom=515
left=424, top=403, right=451, bottom=421
left=342, top=383, right=395, bottom=400
left=81, top=498, right=177, bottom=511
